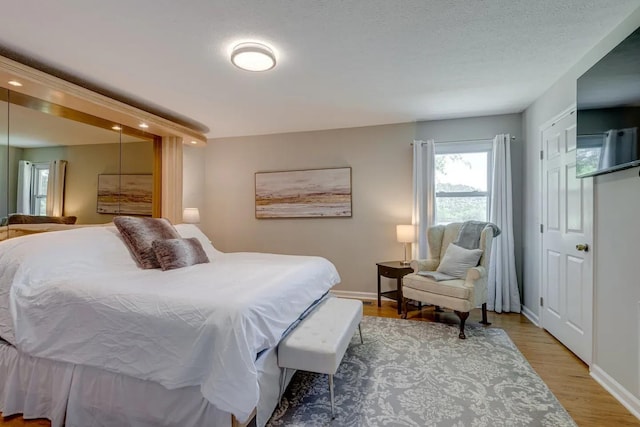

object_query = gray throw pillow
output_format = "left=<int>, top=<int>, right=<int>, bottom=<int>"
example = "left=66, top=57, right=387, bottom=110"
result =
left=114, top=216, right=180, bottom=269
left=436, top=243, right=483, bottom=279
left=152, top=237, right=210, bottom=271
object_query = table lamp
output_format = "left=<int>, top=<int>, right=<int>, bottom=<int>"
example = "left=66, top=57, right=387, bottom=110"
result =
left=183, top=208, right=200, bottom=224
left=396, top=224, right=414, bottom=266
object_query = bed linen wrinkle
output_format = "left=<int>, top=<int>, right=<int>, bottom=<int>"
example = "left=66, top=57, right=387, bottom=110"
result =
left=0, top=225, right=340, bottom=422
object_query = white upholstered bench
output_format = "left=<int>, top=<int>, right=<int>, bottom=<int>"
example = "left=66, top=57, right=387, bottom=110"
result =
left=277, top=297, right=363, bottom=418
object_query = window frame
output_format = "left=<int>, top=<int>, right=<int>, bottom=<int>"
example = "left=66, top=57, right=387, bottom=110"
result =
left=434, top=140, right=493, bottom=224
left=31, top=162, right=50, bottom=216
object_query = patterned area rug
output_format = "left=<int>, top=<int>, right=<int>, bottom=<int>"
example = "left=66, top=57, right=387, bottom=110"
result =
left=267, top=316, right=576, bottom=427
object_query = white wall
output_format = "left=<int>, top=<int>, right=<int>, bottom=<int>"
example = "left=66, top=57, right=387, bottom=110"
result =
left=203, top=114, right=522, bottom=296
left=593, top=167, right=640, bottom=392
left=523, top=5, right=640, bottom=402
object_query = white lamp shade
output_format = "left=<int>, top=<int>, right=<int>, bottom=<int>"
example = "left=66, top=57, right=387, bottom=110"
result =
left=183, top=208, right=200, bottom=224
left=396, top=225, right=415, bottom=243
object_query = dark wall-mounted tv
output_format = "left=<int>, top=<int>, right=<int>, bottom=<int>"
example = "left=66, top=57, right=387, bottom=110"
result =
left=576, top=26, right=640, bottom=178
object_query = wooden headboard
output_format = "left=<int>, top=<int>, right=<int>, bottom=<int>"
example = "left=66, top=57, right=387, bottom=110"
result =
left=0, top=223, right=107, bottom=241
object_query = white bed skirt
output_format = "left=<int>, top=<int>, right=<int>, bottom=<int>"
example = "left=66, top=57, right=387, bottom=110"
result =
left=0, top=341, right=72, bottom=427
left=0, top=341, right=291, bottom=427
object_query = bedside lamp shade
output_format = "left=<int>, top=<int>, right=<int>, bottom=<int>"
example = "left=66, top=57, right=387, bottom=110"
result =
left=183, top=208, right=200, bottom=224
left=396, top=225, right=415, bottom=243
left=396, top=224, right=414, bottom=265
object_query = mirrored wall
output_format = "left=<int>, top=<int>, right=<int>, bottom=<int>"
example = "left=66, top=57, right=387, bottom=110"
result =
left=0, top=89, right=8, bottom=224
left=0, top=89, right=158, bottom=234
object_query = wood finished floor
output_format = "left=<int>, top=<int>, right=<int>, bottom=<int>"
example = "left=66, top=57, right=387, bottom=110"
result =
left=1, top=300, right=639, bottom=426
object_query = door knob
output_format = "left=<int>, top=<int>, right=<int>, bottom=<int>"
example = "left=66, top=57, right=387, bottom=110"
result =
left=576, top=243, right=589, bottom=252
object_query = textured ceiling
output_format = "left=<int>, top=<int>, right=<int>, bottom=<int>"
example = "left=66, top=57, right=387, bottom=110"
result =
left=0, top=0, right=639, bottom=138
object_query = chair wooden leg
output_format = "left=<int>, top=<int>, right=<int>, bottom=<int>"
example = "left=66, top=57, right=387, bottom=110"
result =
left=401, top=298, right=408, bottom=319
left=480, top=303, right=491, bottom=325
left=454, top=311, right=469, bottom=339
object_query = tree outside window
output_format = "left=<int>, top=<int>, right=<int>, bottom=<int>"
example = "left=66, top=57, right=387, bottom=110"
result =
left=434, top=143, right=492, bottom=224
left=32, top=163, right=49, bottom=216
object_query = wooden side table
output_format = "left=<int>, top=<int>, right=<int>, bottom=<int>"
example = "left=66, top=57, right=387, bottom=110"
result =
left=376, top=261, right=414, bottom=315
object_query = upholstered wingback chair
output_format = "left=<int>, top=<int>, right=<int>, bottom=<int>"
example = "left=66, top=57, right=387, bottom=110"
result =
left=401, top=222, right=494, bottom=339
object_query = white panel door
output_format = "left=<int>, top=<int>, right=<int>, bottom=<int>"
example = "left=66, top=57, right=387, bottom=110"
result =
left=541, top=110, right=593, bottom=365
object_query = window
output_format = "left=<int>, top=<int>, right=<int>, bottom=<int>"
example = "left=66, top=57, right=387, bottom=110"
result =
left=31, top=163, right=49, bottom=216
left=435, top=142, right=492, bottom=224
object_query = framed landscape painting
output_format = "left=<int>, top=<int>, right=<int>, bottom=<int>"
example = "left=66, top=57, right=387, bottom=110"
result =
left=97, top=174, right=153, bottom=216
left=255, top=167, right=352, bottom=218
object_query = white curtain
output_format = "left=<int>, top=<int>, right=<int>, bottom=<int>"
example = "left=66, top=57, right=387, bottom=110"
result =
left=16, top=160, right=32, bottom=214
left=488, top=134, right=521, bottom=313
left=411, top=139, right=436, bottom=259
left=46, top=160, right=67, bottom=217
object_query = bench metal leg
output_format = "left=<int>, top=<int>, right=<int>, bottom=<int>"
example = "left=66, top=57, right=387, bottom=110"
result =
left=358, top=324, right=363, bottom=344
left=329, top=374, right=335, bottom=419
left=279, top=367, right=288, bottom=403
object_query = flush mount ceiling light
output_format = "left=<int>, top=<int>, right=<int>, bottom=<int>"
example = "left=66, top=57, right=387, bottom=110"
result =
left=138, top=123, right=149, bottom=129
left=230, top=42, right=276, bottom=72
left=8, top=80, right=22, bottom=87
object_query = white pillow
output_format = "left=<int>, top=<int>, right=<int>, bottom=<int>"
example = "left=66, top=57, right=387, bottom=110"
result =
left=436, top=243, right=483, bottom=279
left=174, top=224, right=222, bottom=259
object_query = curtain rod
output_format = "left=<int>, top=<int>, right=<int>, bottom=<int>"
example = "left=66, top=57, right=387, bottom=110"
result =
left=411, top=136, right=516, bottom=145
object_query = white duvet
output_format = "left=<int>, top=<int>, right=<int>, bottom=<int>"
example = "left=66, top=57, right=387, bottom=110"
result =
left=0, top=224, right=340, bottom=422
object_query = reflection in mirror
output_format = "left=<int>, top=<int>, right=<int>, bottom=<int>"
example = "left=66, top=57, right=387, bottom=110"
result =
left=576, top=27, right=640, bottom=177
left=0, top=89, right=7, bottom=230
left=5, top=96, right=155, bottom=226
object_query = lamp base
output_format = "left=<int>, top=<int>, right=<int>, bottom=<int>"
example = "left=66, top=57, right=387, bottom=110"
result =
left=401, top=242, right=411, bottom=266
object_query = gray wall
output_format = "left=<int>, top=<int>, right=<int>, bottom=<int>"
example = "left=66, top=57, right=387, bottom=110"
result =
left=0, top=145, right=8, bottom=219
left=204, top=122, right=416, bottom=295
left=523, top=5, right=640, bottom=400
left=21, top=141, right=153, bottom=224
left=8, top=146, right=22, bottom=215
left=1, top=145, right=23, bottom=218
left=203, top=113, right=522, bottom=296
left=183, top=144, right=206, bottom=221
left=0, top=99, right=8, bottom=218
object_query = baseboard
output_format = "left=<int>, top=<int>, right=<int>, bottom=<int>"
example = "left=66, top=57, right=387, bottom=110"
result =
left=591, top=364, right=640, bottom=420
left=330, top=290, right=378, bottom=300
left=521, top=305, right=540, bottom=326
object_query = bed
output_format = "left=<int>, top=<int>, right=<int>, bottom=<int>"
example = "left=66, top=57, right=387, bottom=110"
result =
left=0, top=223, right=340, bottom=426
